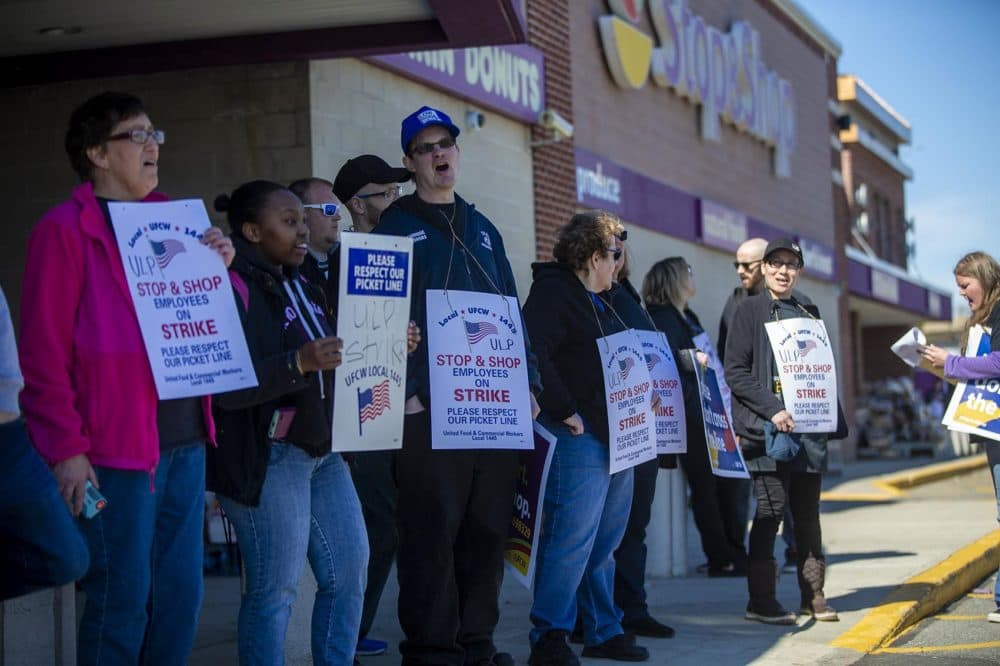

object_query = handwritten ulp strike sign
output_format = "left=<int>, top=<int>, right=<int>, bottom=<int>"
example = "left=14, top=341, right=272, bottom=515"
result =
left=109, top=200, right=257, bottom=399
left=334, top=233, right=413, bottom=452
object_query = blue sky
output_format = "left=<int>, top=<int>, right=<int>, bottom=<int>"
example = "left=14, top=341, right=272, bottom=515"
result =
left=804, top=0, right=998, bottom=313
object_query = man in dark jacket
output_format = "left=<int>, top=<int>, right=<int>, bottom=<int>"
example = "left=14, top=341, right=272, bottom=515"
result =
left=373, top=105, right=540, bottom=666
left=288, top=177, right=343, bottom=312
left=713, top=238, right=767, bottom=574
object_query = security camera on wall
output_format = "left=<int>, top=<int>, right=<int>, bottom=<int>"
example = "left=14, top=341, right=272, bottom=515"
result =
left=537, top=109, right=573, bottom=139
left=466, top=109, right=486, bottom=131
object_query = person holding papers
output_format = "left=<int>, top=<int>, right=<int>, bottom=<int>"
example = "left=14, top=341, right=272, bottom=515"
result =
left=523, top=211, right=649, bottom=665
left=724, top=239, right=841, bottom=625
left=642, top=257, right=749, bottom=579
left=19, top=91, right=234, bottom=664
left=919, top=251, right=1000, bottom=623
left=209, top=180, right=367, bottom=665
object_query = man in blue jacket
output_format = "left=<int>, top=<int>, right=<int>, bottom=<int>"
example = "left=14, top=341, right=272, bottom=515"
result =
left=374, top=106, right=540, bottom=666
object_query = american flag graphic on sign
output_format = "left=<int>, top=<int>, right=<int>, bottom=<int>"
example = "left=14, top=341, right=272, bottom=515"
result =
left=644, top=353, right=661, bottom=372
left=796, top=339, right=818, bottom=357
left=357, top=380, right=391, bottom=434
left=464, top=320, right=498, bottom=345
left=149, top=238, right=187, bottom=269
left=618, top=356, right=635, bottom=380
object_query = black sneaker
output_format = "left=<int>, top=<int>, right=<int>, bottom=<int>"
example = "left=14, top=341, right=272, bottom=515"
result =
left=695, top=561, right=710, bottom=574
left=622, top=615, right=675, bottom=638
left=580, top=634, right=649, bottom=662
left=529, top=630, right=580, bottom=666
left=473, top=652, right=515, bottom=666
left=708, top=562, right=746, bottom=577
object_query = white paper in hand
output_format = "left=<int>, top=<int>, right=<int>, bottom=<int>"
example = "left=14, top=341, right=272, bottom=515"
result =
left=890, top=327, right=927, bottom=368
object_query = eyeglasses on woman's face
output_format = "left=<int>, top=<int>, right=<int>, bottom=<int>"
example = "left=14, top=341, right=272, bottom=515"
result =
left=106, top=128, right=165, bottom=145
left=766, top=258, right=802, bottom=271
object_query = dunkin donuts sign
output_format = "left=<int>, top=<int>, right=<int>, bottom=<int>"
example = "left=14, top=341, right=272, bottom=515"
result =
left=598, top=0, right=797, bottom=178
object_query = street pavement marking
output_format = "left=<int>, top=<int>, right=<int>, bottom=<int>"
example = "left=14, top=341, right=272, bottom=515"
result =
left=830, top=529, right=1000, bottom=653
left=876, top=640, right=1000, bottom=654
left=931, top=614, right=984, bottom=620
left=967, top=592, right=993, bottom=599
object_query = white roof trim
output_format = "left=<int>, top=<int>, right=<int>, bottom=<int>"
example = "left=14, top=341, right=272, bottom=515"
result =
left=771, top=0, right=843, bottom=58
left=855, top=128, right=914, bottom=180
left=839, top=75, right=912, bottom=144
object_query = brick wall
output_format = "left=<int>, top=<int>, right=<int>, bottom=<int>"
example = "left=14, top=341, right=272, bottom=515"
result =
left=570, top=0, right=835, bottom=245
left=842, top=144, right=908, bottom=268
left=527, top=0, right=577, bottom=261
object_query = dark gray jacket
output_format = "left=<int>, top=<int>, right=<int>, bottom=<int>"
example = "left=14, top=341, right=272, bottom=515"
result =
left=723, top=290, right=836, bottom=473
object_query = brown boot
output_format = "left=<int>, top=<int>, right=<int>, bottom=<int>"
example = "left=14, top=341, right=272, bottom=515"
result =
left=798, top=556, right=838, bottom=621
left=745, top=559, right=796, bottom=625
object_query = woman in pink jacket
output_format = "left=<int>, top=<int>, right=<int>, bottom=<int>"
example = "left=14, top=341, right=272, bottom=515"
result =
left=19, top=91, right=233, bottom=665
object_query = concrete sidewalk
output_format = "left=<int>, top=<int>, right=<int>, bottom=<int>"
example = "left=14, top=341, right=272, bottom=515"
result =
left=190, top=455, right=997, bottom=665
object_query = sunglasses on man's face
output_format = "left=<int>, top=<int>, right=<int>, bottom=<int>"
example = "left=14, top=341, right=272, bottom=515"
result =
left=410, top=136, right=456, bottom=156
left=733, top=260, right=761, bottom=271
left=303, top=203, right=340, bottom=217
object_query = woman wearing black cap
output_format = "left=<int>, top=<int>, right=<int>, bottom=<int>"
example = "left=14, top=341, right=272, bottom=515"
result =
left=724, top=238, right=843, bottom=625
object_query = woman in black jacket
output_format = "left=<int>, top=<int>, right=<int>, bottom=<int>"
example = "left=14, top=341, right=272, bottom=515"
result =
left=642, top=257, right=748, bottom=578
left=208, top=180, right=368, bottom=665
left=523, top=210, right=648, bottom=664
left=724, top=238, right=839, bottom=625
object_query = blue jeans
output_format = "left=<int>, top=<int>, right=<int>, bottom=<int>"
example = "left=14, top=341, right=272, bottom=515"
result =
left=987, top=443, right=1000, bottom=606
left=530, top=417, right=634, bottom=647
left=219, top=445, right=368, bottom=666
left=0, top=419, right=89, bottom=600
left=77, top=442, right=206, bottom=666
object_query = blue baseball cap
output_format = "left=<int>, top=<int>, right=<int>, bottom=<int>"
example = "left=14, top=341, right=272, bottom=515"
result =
left=400, top=105, right=460, bottom=155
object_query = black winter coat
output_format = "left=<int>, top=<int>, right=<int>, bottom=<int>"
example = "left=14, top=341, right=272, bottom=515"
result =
left=207, top=238, right=336, bottom=506
left=522, top=262, right=628, bottom=445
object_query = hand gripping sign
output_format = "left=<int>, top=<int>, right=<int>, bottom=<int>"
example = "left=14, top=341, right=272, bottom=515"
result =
left=333, top=232, right=413, bottom=452
left=109, top=200, right=257, bottom=399
left=691, top=354, right=749, bottom=479
left=635, top=330, right=686, bottom=454
left=426, top=289, right=533, bottom=450
left=764, top=318, right=838, bottom=433
left=943, top=325, right=1000, bottom=442
left=598, top=329, right=656, bottom=474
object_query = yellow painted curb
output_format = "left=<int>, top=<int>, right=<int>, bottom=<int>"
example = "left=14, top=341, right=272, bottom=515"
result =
left=820, top=454, right=988, bottom=503
left=879, top=454, right=988, bottom=490
left=831, top=528, right=1000, bottom=653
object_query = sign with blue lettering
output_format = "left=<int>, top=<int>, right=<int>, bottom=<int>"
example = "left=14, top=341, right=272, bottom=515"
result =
left=943, top=326, right=1000, bottom=442
left=108, top=199, right=257, bottom=399
left=346, top=248, right=410, bottom=297
left=334, top=232, right=414, bottom=451
left=693, top=354, right=749, bottom=479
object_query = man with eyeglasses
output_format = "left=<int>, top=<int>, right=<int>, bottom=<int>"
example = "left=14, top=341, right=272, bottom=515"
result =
left=334, top=154, right=411, bottom=234
left=288, top=177, right=343, bottom=313
left=705, top=237, right=768, bottom=578
left=373, top=105, right=541, bottom=666
left=326, top=154, right=410, bottom=659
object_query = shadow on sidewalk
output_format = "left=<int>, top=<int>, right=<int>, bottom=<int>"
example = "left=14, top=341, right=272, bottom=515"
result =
left=828, top=550, right=916, bottom=566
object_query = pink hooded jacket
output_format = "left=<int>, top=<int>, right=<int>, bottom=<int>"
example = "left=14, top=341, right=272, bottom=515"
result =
left=19, top=182, right=215, bottom=472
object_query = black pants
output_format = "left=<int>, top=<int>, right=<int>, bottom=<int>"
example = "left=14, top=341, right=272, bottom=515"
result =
left=679, top=436, right=749, bottom=567
left=395, top=411, right=519, bottom=666
left=613, top=458, right=658, bottom=621
left=351, top=449, right=398, bottom=641
left=748, top=466, right=822, bottom=564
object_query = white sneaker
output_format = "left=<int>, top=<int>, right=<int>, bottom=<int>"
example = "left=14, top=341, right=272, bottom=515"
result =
left=987, top=607, right=1000, bottom=623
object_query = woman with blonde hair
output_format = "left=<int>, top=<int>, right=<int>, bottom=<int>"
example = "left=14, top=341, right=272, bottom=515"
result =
left=920, top=251, right=1000, bottom=623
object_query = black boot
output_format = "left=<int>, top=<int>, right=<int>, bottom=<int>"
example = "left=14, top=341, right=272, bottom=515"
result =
left=745, top=559, right=796, bottom=625
left=798, top=556, right=838, bottom=621
left=529, top=630, right=580, bottom=666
